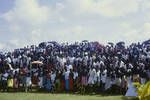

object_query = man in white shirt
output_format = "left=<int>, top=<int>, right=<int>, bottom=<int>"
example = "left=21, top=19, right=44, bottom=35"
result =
left=66, top=63, right=73, bottom=71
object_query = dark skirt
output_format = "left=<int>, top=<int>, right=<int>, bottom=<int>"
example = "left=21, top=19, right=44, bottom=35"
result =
left=69, top=78, right=73, bottom=91
left=61, top=80, right=65, bottom=91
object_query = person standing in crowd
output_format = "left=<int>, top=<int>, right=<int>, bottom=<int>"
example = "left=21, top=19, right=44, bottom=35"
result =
left=1, top=70, right=8, bottom=92
left=121, top=75, right=128, bottom=94
left=55, top=70, right=61, bottom=92
left=45, top=72, right=52, bottom=92
left=38, top=67, right=43, bottom=89
left=69, top=69, right=74, bottom=92
left=25, top=72, right=32, bottom=92
left=0, top=40, right=149, bottom=95
left=73, top=69, right=78, bottom=92
left=101, top=69, right=107, bottom=92
left=19, top=66, right=27, bottom=91
left=80, top=66, right=88, bottom=93
left=7, top=73, right=13, bottom=92
left=64, top=67, right=70, bottom=92
left=13, top=71, right=19, bottom=92
left=50, top=70, right=56, bottom=92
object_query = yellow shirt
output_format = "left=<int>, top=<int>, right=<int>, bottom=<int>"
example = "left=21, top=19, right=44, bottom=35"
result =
left=7, top=79, right=13, bottom=88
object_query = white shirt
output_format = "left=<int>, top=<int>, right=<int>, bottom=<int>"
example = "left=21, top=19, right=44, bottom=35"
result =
left=101, top=70, right=107, bottom=83
left=66, top=64, right=73, bottom=71
left=65, top=71, right=70, bottom=80
left=73, top=72, right=78, bottom=80
left=26, top=77, right=32, bottom=86
left=97, top=70, right=101, bottom=82
left=51, top=73, right=56, bottom=83
left=7, top=57, right=11, bottom=64
left=2, top=73, right=8, bottom=81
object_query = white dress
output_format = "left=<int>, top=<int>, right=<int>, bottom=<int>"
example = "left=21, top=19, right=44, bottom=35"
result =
left=26, top=77, right=32, bottom=87
left=105, top=77, right=111, bottom=90
left=97, top=70, right=101, bottom=84
left=88, top=69, right=95, bottom=85
left=101, top=70, right=107, bottom=84
left=38, top=77, right=43, bottom=88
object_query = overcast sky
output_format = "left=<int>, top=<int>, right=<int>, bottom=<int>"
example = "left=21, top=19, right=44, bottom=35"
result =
left=0, top=0, right=150, bottom=51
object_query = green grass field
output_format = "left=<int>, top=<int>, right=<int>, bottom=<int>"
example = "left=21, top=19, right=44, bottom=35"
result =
left=0, top=93, right=138, bottom=100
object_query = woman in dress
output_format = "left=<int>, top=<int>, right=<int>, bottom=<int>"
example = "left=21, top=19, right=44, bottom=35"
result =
left=7, top=74, right=14, bottom=92
left=13, top=71, right=19, bottom=92
left=69, top=69, right=74, bottom=92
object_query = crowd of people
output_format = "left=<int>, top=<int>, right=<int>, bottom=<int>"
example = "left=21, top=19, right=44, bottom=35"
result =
left=0, top=40, right=150, bottom=94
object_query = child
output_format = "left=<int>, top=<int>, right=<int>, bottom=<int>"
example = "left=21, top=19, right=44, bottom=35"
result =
left=45, top=72, right=52, bottom=92
left=101, top=69, right=107, bottom=92
left=65, top=69, right=70, bottom=92
left=7, top=74, right=14, bottom=92
left=1, top=70, right=8, bottom=92
left=55, top=71, right=61, bottom=92
left=61, top=71, right=65, bottom=92
left=13, top=71, right=19, bottom=92
left=69, top=69, right=74, bottom=92
left=51, top=70, right=56, bottom=92
left=121, top=75, right=128, bottom=94
left=38, top=68, right=43, bottom=89
left=38, top=75, right=43, bottom=89
left=73, top=69, right=78, bottom=92
left=25, top=73, right=32, bottom=92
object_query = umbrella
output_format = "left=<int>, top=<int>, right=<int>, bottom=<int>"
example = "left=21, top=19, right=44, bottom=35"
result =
left=116, top=41, right=125, bottom=49
left=82, top=40, right=89, bottom=43
left=116, top=41, right=125, bottom=46
left=39, top=42, right=47, bottom=48
left=31, top=61, right=43, bottom=65
left=108, top=42, right=114, bottom=47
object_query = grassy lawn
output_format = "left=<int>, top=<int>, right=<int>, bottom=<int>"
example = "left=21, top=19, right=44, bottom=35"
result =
left=0, top=93, right=138, bottom=100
